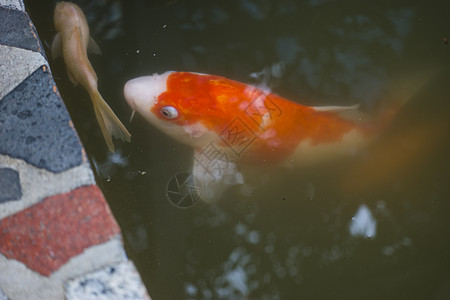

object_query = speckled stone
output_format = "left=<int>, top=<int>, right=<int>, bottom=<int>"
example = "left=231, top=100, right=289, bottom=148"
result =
left=0, top=238, right=127, bottom=300
left=0, top=0, right=24, bottom=11
left=65, top=261, right=150, bottom=300
left=0, top=185, right=121, bottom=276
left=0, top=66, right=84, bottom=173
left=0, top=7, right=43, bottom=54
left=0, top=168, right=21, bottom=203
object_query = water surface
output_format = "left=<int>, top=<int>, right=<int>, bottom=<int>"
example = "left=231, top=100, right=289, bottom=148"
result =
left=26, top=0, right=450, bottom=299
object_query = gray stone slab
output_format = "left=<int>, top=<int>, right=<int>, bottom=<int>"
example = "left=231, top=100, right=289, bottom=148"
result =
left=0, top=167, right=21, bottom=203
left=65, top=260, right=150, bottom=300
left=0, top=0, right=24, bottom=11
left=0, top=66, right=84, bottom=173
left=0, top=7, right=43, bottom=55
left=0, top=45, right=47, bottom=99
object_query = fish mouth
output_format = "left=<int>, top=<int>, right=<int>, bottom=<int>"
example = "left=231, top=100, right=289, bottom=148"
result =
left=123, top=72, right=173, bottom=121
left=123, top=79, right=144, bottom=124
left=123, top=80, right=138, bottom=110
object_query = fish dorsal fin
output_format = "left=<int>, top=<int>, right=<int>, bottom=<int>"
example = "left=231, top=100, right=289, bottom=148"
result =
left=51, top=33, right=62, bottom=59
left=88, top=36, right=102, bottom=55
left=313, top=104, right=369, bottom=123
left=313, top=104, right=360, bottom=112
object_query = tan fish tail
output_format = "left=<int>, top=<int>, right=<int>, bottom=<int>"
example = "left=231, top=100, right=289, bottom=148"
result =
left=89, top=89, right=131, bottom=152
left=367, top=68, right=438, bottom=135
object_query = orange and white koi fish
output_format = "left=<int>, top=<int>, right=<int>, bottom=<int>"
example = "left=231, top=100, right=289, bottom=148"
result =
left=52, top=2, right=131, bottom=152
left=123, top=71, right=426, bottom=201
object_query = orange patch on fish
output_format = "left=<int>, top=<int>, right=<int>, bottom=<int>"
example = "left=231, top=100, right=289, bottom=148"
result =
left=151, top=72, right=366, bottom=163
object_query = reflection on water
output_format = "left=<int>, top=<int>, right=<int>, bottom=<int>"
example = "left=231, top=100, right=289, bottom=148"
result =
left=349, top=204, right=376, bottom=238
left=26, top=0, right=450, bottom=299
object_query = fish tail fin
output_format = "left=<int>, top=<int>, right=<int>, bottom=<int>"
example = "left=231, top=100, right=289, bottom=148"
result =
left=372, top=68, right=438, bottom=133
left=89, top=89, right=131, bottom=152
left=388, top=68, right=437, bottom=106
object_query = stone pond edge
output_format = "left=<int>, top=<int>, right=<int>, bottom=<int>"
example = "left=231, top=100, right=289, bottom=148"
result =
left=0, top=1, right=151, bottom=299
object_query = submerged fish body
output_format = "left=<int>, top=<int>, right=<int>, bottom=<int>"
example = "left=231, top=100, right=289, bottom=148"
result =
left=124, top=71, right=390, bottom=201
left=52, top=2, right=130, bottom=152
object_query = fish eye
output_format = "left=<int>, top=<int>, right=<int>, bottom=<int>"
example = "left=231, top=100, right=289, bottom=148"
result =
left=160, top=106, right=178, bottom=119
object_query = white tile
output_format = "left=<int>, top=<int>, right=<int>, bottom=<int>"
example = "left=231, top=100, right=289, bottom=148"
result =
left=65, top=260, right=150, bottom=300
left=0, top=238, right=127, bottom=300
left=0, top=0, right=25, bottom=11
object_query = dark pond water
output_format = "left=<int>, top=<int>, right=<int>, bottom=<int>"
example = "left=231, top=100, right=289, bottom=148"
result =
left=26, top=0, right=450, bottom=299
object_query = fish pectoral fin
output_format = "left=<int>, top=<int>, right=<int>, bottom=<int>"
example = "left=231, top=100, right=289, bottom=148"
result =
left=90, top=89, right=131, bottom=152
left=51, top=33, right=63, bottom=59
left=192, top=150, right=244, bottom=203
left=313, top=104, right=369, bottom=123
left=88, top=37, right=102, bottom=55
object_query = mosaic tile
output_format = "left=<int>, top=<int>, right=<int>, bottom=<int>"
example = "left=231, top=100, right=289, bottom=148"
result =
left=0, top=45, right=47, bottom=99
left=65, top=261, right=150, bottom=300
left=0, top=238, right=127, bottom=300
left=0, top=7, right=43, bottom=54
left=0, top=66, right=84, bottom=173
left=0, top=185, right=120, bottom=276
left=0, top=155, right=94, bottom=220
left=0, top=0, right=24, bottom=11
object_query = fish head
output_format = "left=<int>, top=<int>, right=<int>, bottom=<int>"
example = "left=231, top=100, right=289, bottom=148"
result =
left=54, top=2, right=87, bottom=34
left=124, top=71, right=228, bottom=148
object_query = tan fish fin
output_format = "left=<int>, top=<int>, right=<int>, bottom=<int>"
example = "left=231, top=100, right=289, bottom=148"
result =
left=313, top=104, right=369, bottom=123
left=51, top=33, right=62, bottom=59
left=90, top=89, right=131, bottom=152
left=92, top=99, right=115, bottom=152
left=383, top=67, right=438, bottom=107
left=88, top=37, right=102, bottom=55
left=367, top=68, right=439, bottom=131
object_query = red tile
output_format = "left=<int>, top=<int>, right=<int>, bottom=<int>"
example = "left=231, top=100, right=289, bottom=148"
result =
left=0, top=185, right=120, bottom=276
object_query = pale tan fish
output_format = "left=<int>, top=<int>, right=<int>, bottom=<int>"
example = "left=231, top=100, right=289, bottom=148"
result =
left=52, top=1, right=131, bottom=152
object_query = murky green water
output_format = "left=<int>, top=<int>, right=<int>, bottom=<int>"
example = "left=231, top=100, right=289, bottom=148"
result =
left=27, top=0, right=450, bottom=299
